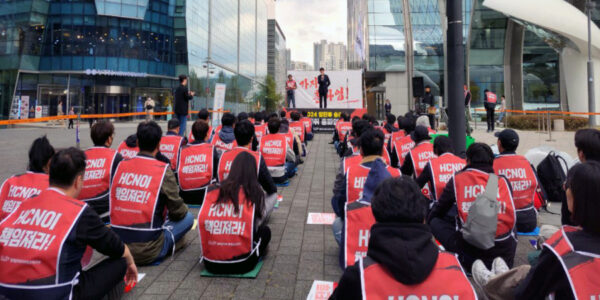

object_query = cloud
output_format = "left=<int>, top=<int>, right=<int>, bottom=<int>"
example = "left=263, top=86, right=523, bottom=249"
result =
left=276, top=0, right=347, bottom=65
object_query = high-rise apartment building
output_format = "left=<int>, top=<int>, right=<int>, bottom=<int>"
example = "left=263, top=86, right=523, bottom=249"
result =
left=313, top=40, right=347, bottom=71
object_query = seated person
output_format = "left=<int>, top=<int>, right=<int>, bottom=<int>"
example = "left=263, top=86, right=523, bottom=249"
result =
left=493, top=129, right=539, bottom=232
left=472, top=161, right=600, bottom=300
left=339, top=119, right=371, bottom=158
left=389, top=116, right=417, bottom=168
left=289, top=111, right=307, bottom=150
left=334, top=113, right=352, bottom=154
left=236, top=112, right=259, bottom=150
left=199, top=152, right=271, bottom=274
left=330, top=176, right=477, bottom=300
left=400, top=125, right=435, bottom=178
left=260, top=118, right=297, bottom=183
left=428, top=143, right=517, bottom=270
left=254, top=111, right=268, bottom=142
left=178, top=120, right=219, bottom=205
left=416, top=115, right=436, bottom=134
left=331, top=129, right=400, bottom=245
left=212, top=112, right=237, bottom=154
left=79, top=121, right=123, bottom=216
left=0, top=136, right=54, bottom=221
left=0, top=148, right=138, bottom=300
left=117, top=134, right=139, bottom=159
left=301, top=111, right=314, bottom=141
left=159, top=118, right=187, bottom=171
left=110, top=121, right=194, bottom=265
left=189, top=109, right=214, bottom=142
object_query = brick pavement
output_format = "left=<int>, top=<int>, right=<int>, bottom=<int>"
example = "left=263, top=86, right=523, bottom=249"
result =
left=0, top=124, right=567, bottom=299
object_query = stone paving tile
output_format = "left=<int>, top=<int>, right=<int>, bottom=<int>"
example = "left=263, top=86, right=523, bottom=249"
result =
left=0, top=125, right=568, bottom=300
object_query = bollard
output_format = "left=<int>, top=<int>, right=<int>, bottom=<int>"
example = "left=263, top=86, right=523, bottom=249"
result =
left=537, top=113, right=541, bottom=133
left=546, top=111, right=555, bottom=142
left=76, top=114, right=81, bottom=149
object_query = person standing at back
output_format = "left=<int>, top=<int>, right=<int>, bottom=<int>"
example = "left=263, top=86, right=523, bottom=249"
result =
left=317, top=67, right=331, bottom=109
left=174, top=75, right=195, bottom=136
left=484, top=89, right=497, bottom=132
left=286, top=74, right=297, bottom=108
left=384, top=99, right=391, bottom=116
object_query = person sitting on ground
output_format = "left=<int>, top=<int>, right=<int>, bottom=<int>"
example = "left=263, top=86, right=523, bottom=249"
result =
left=189, top=109, right=213, bottom=143
left=471, top=161, right=600, bottom=300
left=380, top=113, right=398, bottom=146
left=79, top=120, right=123, bottom=216
left=160, top=118, right=187, bottom=171
left=387, top=116, right=408, bottom=154
left=493, top=129, right=539, bottom=233
left=276, top=112, right=301, bottom=162
left=279, top=110, right=290, bottom=133
left=289, top=111, right=307, bottom=145
left=416, top=115, right=436, bottom=134
left=236, top=112, right=259, bottom=151
left=340, top=119, right=372, bottom=158
left=259, top=117, right=297, bottom=183
left=562, top=128, right=600, bottom=225
left=400, top=125, right=435, bottom=177
left=110, top=121, right=194, bottom=265
left=178, top=120, right=220, bottom=205
left=331, top=129, right=400, bottom=245
left=301, top=111, right=314, bottom=141
left=0, top=148, right=138, bottom=300
left=254, top=111, right=267, bottom=142
left=0, top=136, right=54, bottom=221
left=212, top=112, right=237, bottom=154
left=117, top=134, right=140, bottom=159
left=199, top=152, right=271, bottom=274
left=330, top=176, right=477, bottom=300
left=389, top=116, right=417, bottom=168
left=416, top=135, right=466, bottom=203
left=428, top=143, right=517, bottom=270
left=334, top=113, right=352, bottom=154
left=217, top=120, right=277, bottom=218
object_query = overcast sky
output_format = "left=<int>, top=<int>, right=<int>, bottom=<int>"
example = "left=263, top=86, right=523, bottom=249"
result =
left=276, top=0, right=347, bottom=65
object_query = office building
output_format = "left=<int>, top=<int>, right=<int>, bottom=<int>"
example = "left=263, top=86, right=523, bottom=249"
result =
left=290, top=61, right=313, bottom=71
left=314, top=40, right=347, bottom=71
left=268, top=19, right=287, bottom=96
left=348, top=0, right=600, bottom=117
left=0, top=0, right=269, bottom=119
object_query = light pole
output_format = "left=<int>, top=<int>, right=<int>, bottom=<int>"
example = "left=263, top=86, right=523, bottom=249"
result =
left=587, top=0, right=596, bottom=127
left=447, top=0, right=466, bottom=156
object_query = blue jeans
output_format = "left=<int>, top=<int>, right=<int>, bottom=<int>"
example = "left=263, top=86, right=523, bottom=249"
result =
left=177, top=114, right=187, bottom=136
left=498, top=111, right=506, bottom=123
left=285, top=162, right=296, bottom=178
left=155, top=212, right=194, bottom=262
left=287, top=92, right=295, bottom=108
left=332, top=217, right=343, bottom=246
left=306, top=133, right=314, bottom=141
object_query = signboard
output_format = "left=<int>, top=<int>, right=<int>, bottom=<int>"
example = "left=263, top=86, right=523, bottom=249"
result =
left=9, top=96, right=31, bottom=120
left=306, top=213, right=336, bottom=225
left=289, top=70, right=363, bottom=109
left=35, top=105, right=42, bottom=119
left=306, top=281, right=337, bottom=300
left=291, top=108, right=366, bottom=132
left=19, top=96, right=29, bottom=120
left=212, top=83, right=227, bottom=128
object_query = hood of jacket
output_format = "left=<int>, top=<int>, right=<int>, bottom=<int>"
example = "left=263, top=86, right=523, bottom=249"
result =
left=367, top=222, right=439, bottom=285
left=219, top=126, right=235, bottom=143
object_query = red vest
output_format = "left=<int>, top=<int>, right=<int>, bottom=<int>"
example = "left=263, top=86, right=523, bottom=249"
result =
left=0, top=189, right=86, bottom=299
left=429, top=153, right=466, bottom=201
left=337, top=121, right=352, bottom=141
left=428, top=128, right=436, bottom=135
left=375, top=126, right=392, bottom=145
left=260, top=134, right=288, bottom=167
left=117, top=141, right=139, bottom=159
left=283, top=130, right=294, bottom=149
left=454, top=169, right=516, bottom=238
left=79, top=147, right=118, bottom=201
left=109, top=156, right=168, bottom=242
left=346, top=163, right=400, bottom=204
left=409, top=142, right=436, bottom=177
left=198, top=187, right=256, bottom=262
left=360, top=252, right=477, bottom=300
left=255, top=124, right=267, bottom=142
left=344, top=201, right=375, bottom=268
left=160, top=135, right=184, bottom=170
left=393, top=136, right=415, bottom=166
left=212, top=134, right=237, bottom=155
left=0, top=172, right=48, bottom=221
left=544, top=226, right=600, bottom=299
left=301, top=117, right=313, bottom=134
left=217, top=147, right=260, bottom=182
left=213, top=125, right=222, bottom=137
left=486, top=92, right=497, bottom=104
left=289, top=121, right=306, bottom=143
left=177, top=143, right=215, bottom=191
left=382, top=147, right=392, bottom=165
left=493, top=155, right=537, bottom=210
left=390, top=130, right=406, bottom=145
left=343, top=155, right=363, bottom=175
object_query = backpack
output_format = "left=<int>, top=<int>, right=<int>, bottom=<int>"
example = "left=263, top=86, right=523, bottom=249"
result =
left=536, top=152, right=567, bottom=203
left=461, top=174, right=498, bottom=250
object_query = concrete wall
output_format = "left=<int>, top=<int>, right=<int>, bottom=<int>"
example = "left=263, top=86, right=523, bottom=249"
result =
left=561, top=47, right=600, bottom=123
left=385, top=71, right=410, bottom=116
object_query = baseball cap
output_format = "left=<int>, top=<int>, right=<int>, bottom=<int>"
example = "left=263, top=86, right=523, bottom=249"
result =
left=410, top=125, right=431, bottom=143
left=495, top=129, right=519, bottom=149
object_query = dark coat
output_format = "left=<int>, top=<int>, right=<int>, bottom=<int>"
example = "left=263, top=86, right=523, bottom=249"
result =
left=174, top=84, right=193, bottom=115
left=317, top=74, right=331, bottom=92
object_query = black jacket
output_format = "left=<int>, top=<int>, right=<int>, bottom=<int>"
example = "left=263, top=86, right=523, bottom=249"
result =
left=318, top=74, right=331, bottom=92
left=174, top=84, right=193, bottom=115
left=330, top=223, right=439, bottom=300
left=422, top=92, right=434, bottom=106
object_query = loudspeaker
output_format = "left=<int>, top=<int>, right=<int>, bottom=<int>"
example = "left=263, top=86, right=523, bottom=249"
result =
left=412, top=77, right=424, bottom=98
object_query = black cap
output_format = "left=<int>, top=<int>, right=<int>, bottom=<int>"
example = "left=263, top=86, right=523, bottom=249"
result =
left=495, top=129, right=519, bottom=149
left=411, top=125, right=431, bottom=143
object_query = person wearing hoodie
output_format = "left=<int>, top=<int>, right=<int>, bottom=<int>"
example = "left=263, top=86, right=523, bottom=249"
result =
left=212, top=112, right=237, bottom=155
left=329, top=176, right=477, bottom=300
left=380, top=113, right=398, bottom=145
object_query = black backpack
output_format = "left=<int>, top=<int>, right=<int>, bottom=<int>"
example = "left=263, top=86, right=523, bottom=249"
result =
left=536, top=151, right=568, bottom=203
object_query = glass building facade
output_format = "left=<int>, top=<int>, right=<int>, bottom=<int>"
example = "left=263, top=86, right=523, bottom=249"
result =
left=367, top=0, right=406, bottom=71
left=0, top=0, right=268, bottom=119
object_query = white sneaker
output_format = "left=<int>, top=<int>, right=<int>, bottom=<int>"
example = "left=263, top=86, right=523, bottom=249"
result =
left=491, top=257, right=509, bottom=275
left=472, top=259, right=494, bottom=290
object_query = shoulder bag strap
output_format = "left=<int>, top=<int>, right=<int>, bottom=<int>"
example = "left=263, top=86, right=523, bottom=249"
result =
left=483, top=173, right=499, bottom=201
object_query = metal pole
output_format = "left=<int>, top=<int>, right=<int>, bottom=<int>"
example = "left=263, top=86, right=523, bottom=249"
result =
left=588, top=0, right=596, bottom=127
left=546, top=111, right=555, bottom=142
left=447, top=0, right=466, bottom=156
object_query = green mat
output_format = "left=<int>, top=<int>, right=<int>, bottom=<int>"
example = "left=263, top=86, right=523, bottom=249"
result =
left=200, top=260, right=264, bottom=278
left=430, top=134, right=475, bottom=149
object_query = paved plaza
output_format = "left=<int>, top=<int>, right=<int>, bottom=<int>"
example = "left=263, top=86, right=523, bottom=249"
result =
left=0, top=122, right=572, bottom=299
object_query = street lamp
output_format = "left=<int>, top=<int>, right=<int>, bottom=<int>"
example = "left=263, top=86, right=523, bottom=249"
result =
left=587, top=0, right=596, bottom=127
